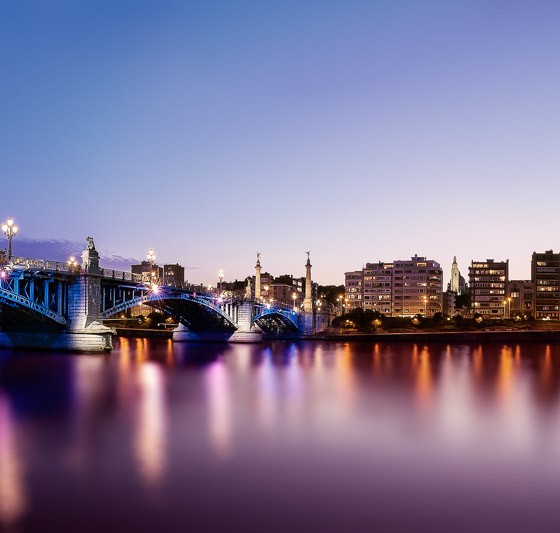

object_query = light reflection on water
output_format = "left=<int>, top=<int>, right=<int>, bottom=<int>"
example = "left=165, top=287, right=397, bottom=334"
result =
left=1, top=340, right=560, bottom=532
left=0, top=394, right=26, bottom=529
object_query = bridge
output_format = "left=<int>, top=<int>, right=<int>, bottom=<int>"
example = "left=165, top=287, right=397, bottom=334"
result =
left=0, top=239, right=331, bottom=352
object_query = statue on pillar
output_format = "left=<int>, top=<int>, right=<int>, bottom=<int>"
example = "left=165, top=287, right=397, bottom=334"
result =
left=81, top=236, right=100, bottom=273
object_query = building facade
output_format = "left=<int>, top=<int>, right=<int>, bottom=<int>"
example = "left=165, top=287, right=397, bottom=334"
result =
left=163, top=263, right=185, bottom=287
left=344, top=255, right=443, bottom=317
left=508, top=280, right=534, bottom=318
left=532, top=250, right=560, bottom=320
left=344, top=270, right=363, bottom=311
left=392, top=255, right=443, bottom=317
left=469, top=259, right=508, bottom=317
left=362, top=262, right=393, bottom=315
left=131, top=261, right=163, bottom=284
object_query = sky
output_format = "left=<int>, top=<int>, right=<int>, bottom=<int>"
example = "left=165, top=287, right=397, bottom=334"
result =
left=2, top=0, right=560, bottom=286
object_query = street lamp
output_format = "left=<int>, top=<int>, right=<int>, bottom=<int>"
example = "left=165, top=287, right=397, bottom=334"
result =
left=422, top=295, right=428, bottom=317
left=507, top=297, right=512, bottom=319
left=337, top=294, right=344, bottom=315
left=67, top=256, right=79, bottom=274
left=1, top=217, right=18, bottom=260
left=292, top=292, right=297, bottom=311
left=146, top=249, right=157, bottom=283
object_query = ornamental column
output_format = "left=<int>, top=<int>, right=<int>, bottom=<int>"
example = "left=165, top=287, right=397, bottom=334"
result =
left=303, top=252, right=313, bottom=313
left=255, top=253, right=261, bottom=301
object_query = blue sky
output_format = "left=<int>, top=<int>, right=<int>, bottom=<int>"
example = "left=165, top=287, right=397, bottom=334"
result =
left=2, top=1, right=560, bottom=285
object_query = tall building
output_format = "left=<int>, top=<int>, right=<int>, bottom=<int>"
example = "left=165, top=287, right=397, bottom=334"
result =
left=392, top=255, right=443, bottom=317
left=363, top=262, right=393, bottom=315
left=469, top=259, right=508, bottom=317
left=532, top=250, right=560, bottom=320
left=448, top=256, right=467, bottom=294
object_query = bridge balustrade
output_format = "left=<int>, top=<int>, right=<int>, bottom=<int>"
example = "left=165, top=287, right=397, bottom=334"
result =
left=8, top=256, right=72, bottom=273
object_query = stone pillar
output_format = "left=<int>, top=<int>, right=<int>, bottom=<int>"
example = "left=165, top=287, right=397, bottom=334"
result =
left=229, top=301, right=262, bottom=343
left=64, top=237, right=113, bottom=350
left=303, top=253, right=313, bottom=313
left=255, top=253, right=261, bottom=301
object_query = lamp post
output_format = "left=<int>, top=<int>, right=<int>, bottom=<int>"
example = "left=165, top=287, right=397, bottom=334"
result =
left=1, top=217, right=18, bottom=260
left=423, top=295, right=428, bottom=317
left=292, top=292, right=297, bottom=311
left=146, top=249, right=157, bottom=283
left=337, top=294, right=344, bottom=315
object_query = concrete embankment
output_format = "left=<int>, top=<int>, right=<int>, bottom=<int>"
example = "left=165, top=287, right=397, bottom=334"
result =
left=315, top=329, right=560, bottom=344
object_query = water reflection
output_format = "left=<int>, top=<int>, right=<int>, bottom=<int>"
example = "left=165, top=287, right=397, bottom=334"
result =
left=0, top=340, right=560, bottom=532
left=0, top=394, right=26, bottom=529
left=205, top=360, right=232, bottom=460
left=135, top=363, right=168, bottom=488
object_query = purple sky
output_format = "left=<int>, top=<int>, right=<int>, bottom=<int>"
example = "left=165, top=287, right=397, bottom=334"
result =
left=2, top=1, right=560, bottom=285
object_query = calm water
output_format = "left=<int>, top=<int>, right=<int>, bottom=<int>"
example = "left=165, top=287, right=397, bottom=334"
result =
left=1, top=339, right=560, bottom=532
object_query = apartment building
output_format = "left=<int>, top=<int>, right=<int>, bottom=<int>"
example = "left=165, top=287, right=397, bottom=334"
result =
left=532, top=250, right=560, bottom=320
left=344, top=255, right=443, bottom=316
left=344, top=270, right=363, bottom=311
left=469, top=259, right=508, bottom=317
left=392, top=255, right=443, bottom=317
left=362, top=262, right=393, bottom=315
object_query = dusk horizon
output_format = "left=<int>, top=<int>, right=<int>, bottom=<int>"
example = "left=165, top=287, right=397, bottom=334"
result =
left=3, top=1, right=560, bottom=286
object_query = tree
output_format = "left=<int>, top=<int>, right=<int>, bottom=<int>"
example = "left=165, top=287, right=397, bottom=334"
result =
left=317, top=284, right=345, bottom=306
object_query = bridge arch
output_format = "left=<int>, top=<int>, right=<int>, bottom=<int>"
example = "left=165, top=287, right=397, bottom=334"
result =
left=253, top=305, right=301, bottom=336
left=101, top=291, right=237, bottom=334
left=0, top=287, right=67, bottom=329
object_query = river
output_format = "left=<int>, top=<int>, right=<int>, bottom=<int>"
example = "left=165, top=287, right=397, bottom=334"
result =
left=1, top=338, right=560, bottom=532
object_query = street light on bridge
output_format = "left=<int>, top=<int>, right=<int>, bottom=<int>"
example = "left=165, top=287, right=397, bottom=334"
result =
left=2, top=217, right=18, bottom=260
left=146, top=249, right=157, bottom=283
left=67, top=256, right=79, bottom=274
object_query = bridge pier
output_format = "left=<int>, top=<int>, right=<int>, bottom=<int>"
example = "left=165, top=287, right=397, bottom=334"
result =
left=59, top=242, right=114, bottom=352
left=229, top=301, right=262, bottom=343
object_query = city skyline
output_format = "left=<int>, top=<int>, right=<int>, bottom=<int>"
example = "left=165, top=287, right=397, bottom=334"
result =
left=3, top=1, right=560, bottom=285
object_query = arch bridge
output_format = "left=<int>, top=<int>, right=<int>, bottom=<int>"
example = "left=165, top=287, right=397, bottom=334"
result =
left=0, top=253, right=310, bottom=350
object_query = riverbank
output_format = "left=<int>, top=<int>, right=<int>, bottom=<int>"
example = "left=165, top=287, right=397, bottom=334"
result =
left=316, top=329, right=560, bottom=343
left=113, top=327, right=560, bottom=344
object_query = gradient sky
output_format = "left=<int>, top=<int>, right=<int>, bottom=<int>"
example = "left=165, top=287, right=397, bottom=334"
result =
left=2, top=1, right=560, bottom=285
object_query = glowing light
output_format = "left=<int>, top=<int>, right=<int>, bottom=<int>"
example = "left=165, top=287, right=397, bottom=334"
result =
left=0, top=396, right=27, bottom=527
left=134, top=364, right=168, bottom=489
left=151, top=284, right=160, bottom=294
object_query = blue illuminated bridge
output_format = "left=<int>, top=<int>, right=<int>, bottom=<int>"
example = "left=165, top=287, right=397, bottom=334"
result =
left=0, top=241, right=329, bottom=352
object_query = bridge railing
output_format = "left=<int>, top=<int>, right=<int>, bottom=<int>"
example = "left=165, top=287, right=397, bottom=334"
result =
left=8, top=256, right=72, bottom=273
left=100, top=268, right=144, bottom=282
